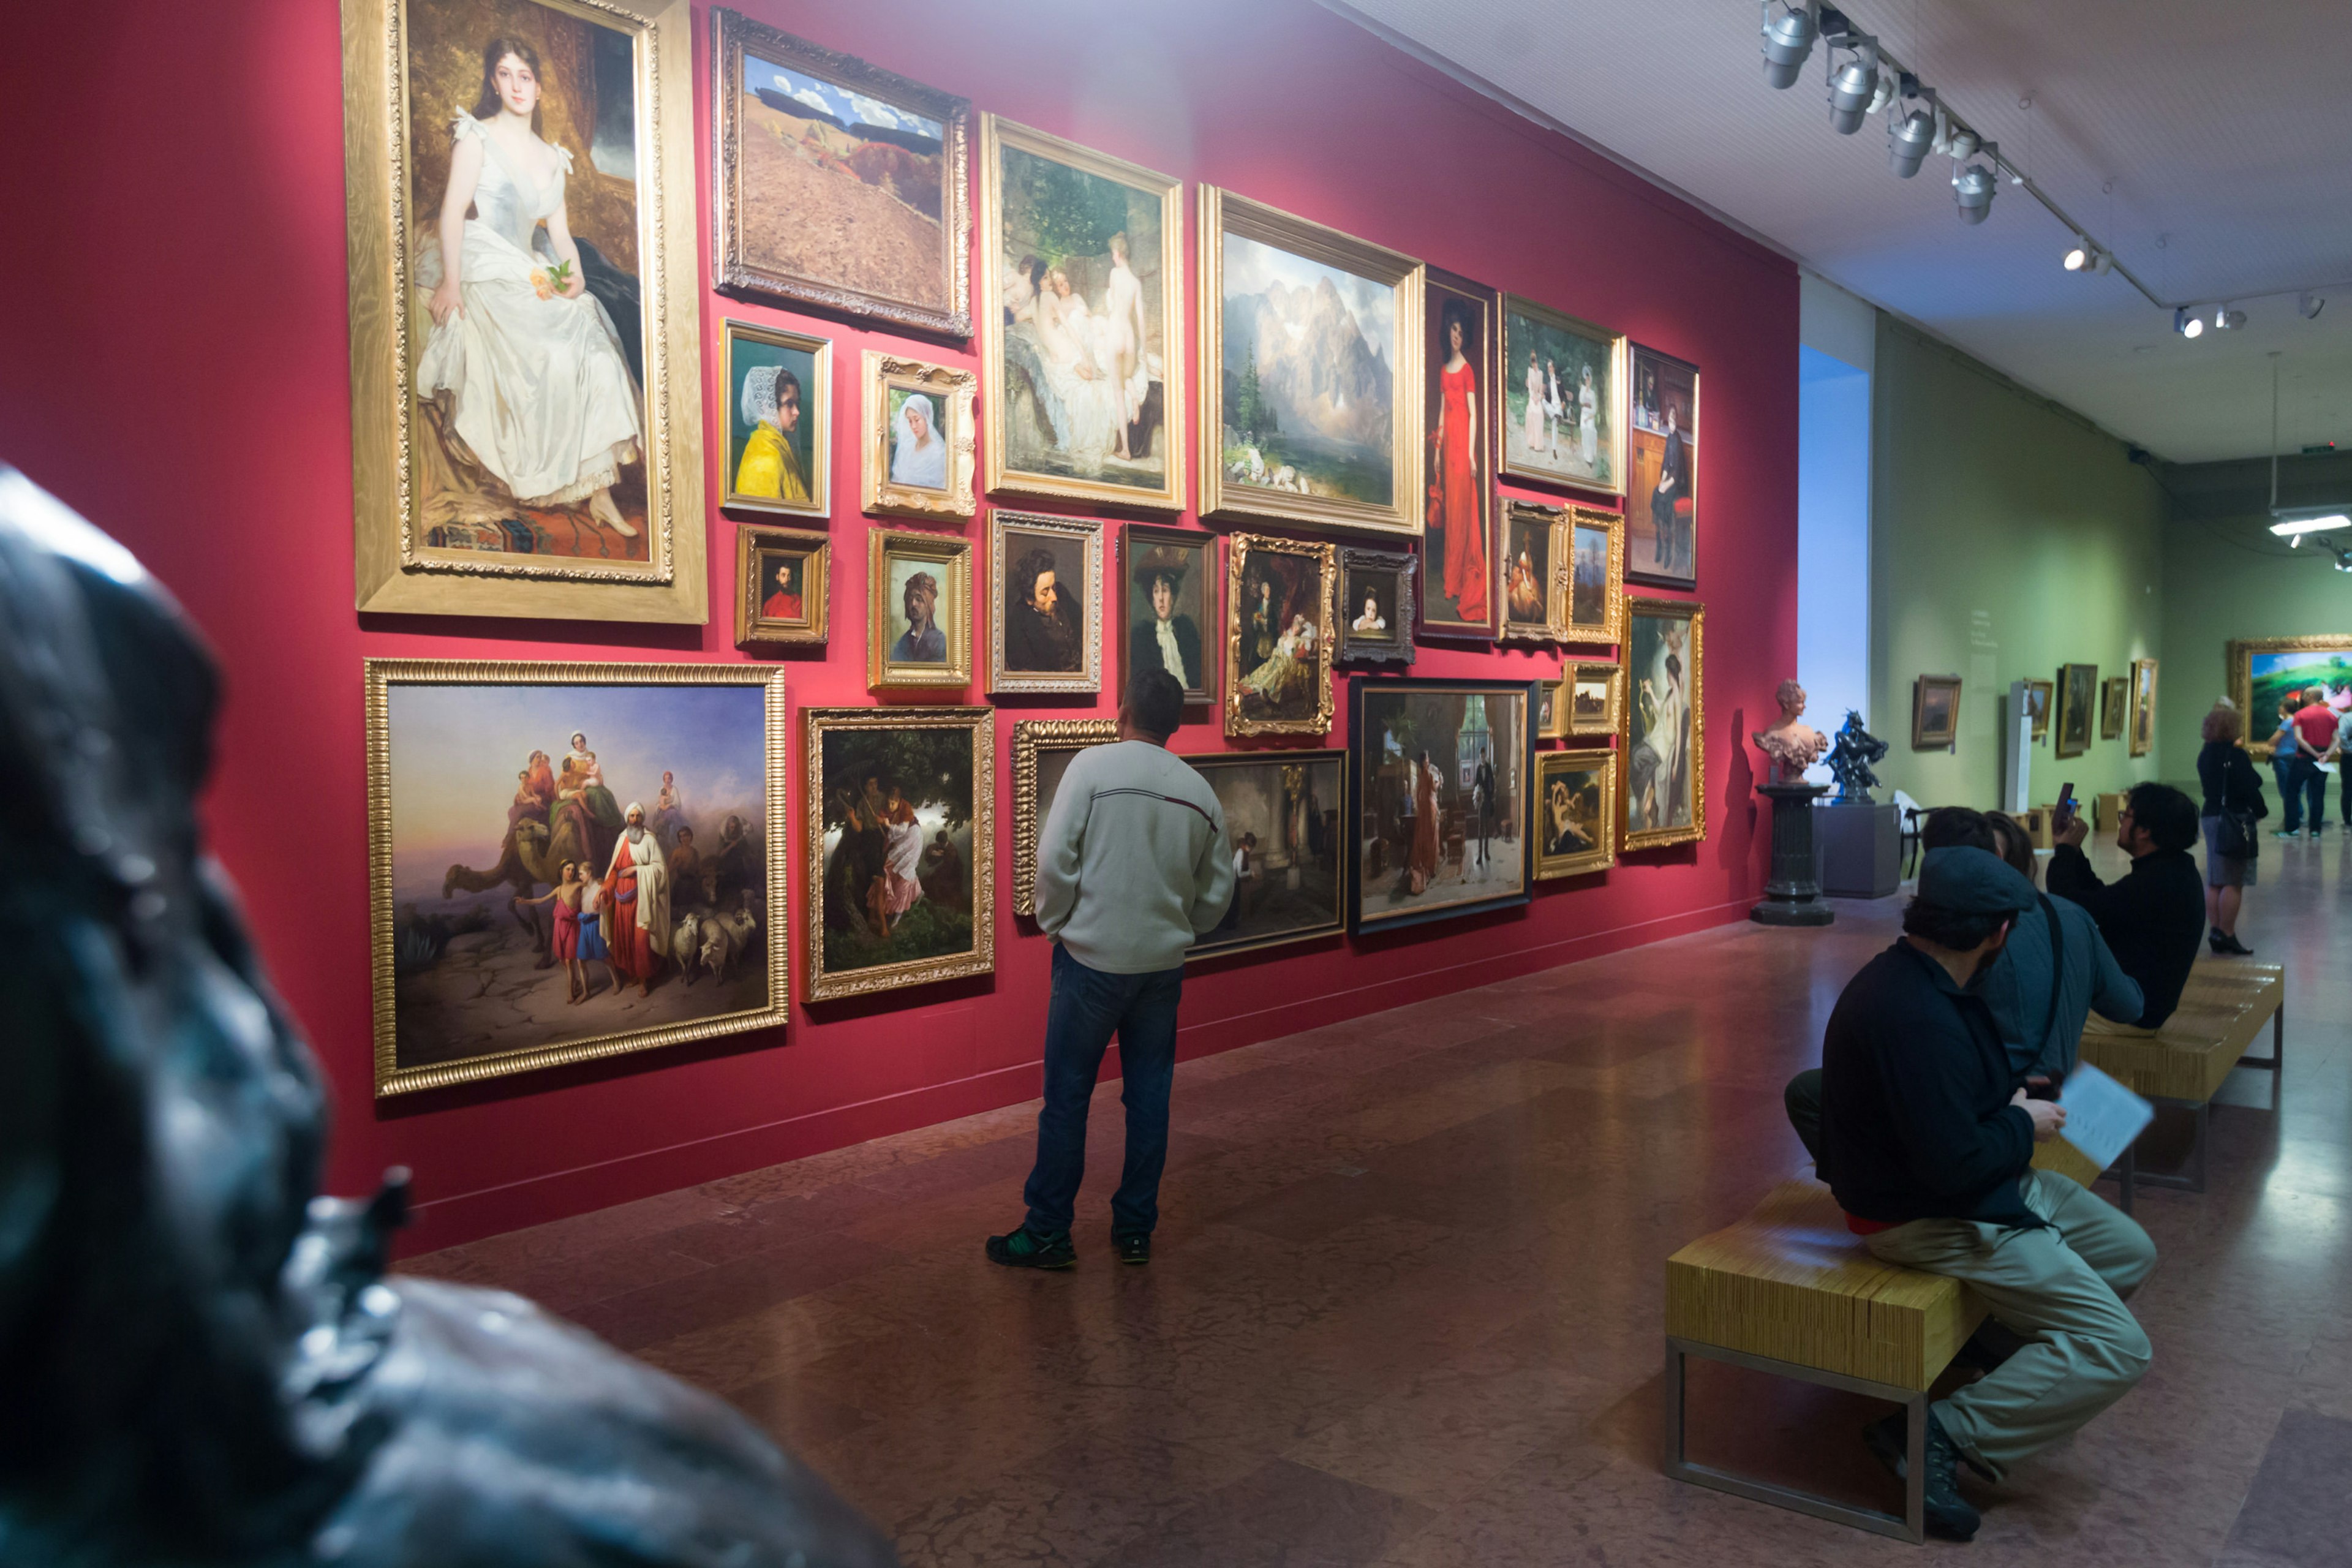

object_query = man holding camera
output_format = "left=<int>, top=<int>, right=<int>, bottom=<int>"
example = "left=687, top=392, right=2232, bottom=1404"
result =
left=2048, top=782, right=2206, bottom=1031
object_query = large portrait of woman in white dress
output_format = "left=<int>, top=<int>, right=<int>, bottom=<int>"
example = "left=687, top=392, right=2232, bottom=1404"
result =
left=978, top=116, right=1186, bottom=511
left=343, top=0, right=706, bottom=620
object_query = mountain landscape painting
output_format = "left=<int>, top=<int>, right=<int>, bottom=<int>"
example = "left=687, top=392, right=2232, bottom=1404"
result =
left=1218, top=231, right=1396, bottom=509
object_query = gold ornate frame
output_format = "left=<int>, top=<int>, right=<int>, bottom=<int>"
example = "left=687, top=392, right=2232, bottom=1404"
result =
left=2054, top=663, right=2098, bottom=760
left=978, top=115, right=1185, bottom=511
left=1912, top=673, right=1962, bottom=748
left=1499, top=499, right=1567, bottom=643
left=2024, top=679, right=2054, bottom=742
left=708, top=7, right=971, bottom=336
left=1009, top=718, right=1119, bottom=916
left=1499, top=293, right=1627, bottom=499
left=364, top=658, right=788, bottom=1097
left=869, top=527, right=974, bottom=690
left=1224, top=532, right=1336, bottom=739
left=1565, top=505, right=1627, bottom=645
left=1335, top=546, right=1417, bottom=667
left=1196, top=186, right=1425, bottom=537
left=2228, top=636, right=2352, bottom=755
left=1625, top=342, right=1699, bottom=587
left=1121, top=522, right=1219, bottom=706
left=1183, top=751, right=1347, bottom=960
left=340, top=0, right=707, bottom=622
left=863, top=352, right=977, bottom=521
left=989, top=510, right=1103, bottom=695
left=802, top=706, right=995, bottom=1001
left=735, top=524, right=829, bottom=648
left=1536, top=748, right=1618, bottom=880
left=720, top=318, right=831, bottom=518
left=1565, top=659, right=1624, bottom=739
left=2101, top=674, right=2127, bottom=741
left=1621, top=597, right=1706, bottom=851
left=2129, top=657, right=2159, bottom=757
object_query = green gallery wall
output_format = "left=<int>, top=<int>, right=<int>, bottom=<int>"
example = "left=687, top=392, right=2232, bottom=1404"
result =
left=1868, top=318, right=2169, bottom=809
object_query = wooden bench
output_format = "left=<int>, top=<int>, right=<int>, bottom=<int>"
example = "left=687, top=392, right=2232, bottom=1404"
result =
left=2078, top=962, right=2283, bottom=1208
left=1665, top=1178, right=1985, bottom=1543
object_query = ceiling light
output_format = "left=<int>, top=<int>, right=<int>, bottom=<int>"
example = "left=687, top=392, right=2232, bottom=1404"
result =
left=2063, top=241, right=2090, bottom=271
left=1760, top=1, right=1819, bottom=89
left=1828, top=50, right=1880, bottom=134
left=1946, top=126, right=1980, bottom=160
left=1889, top=108, right=1934, bottom=176
left=2176, top=307, right=2206, bottom=339
left=2271, top=514, right=2352, bottom=538
left=2216, top=306, right=2248, bottom=331
left=1866, top=69, right=1897, bottom=116
left=2298, top=292, right=2327, bottom=320
left=1953, top=162, right=1997, bottom=224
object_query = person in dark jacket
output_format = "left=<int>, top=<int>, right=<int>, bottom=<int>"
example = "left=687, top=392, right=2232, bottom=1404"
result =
left=1822, top=846, right=2156, bottom=1542
left=2048, top=782, right=2207, bottom=1030
left=2195, top=703, right=2267, bottom=954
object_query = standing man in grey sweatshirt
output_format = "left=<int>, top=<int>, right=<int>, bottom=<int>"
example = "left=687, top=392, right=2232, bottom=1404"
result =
left=988, top=669, right=1235, bottom=1269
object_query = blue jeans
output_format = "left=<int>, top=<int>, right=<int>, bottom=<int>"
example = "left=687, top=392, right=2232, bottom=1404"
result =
left=2274, top=758, right=2299, bottom=828
left=1021, top=944, right=1185, bottom=1236
left=2286, top=758, right=2329, bottom=834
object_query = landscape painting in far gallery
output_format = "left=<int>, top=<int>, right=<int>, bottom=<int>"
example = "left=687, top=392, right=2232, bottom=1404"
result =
left=2234, top=640, right=2352, bottom=752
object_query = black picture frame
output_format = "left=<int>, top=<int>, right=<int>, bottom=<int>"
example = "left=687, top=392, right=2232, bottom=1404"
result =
left=1344, top=676, right=1537, bottom=935
left=1335, top=547, right=1417, bottom=667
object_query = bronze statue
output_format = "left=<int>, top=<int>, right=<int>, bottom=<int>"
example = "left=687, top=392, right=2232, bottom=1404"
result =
left=1826, top=709, right=1889, bottom=804
left=0, top=468, right=895, bottom=1567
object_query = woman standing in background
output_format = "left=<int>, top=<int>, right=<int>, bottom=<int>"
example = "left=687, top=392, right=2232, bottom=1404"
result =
left=2198, top=703, right=2265, bottom=955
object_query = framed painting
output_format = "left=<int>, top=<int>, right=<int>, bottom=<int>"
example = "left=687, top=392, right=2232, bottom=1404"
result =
left=1197, top=187, right=1425, bottom=538
left=720, top=318, right=829, bottom=517
left=341, top=0, right=707, bottom=623
left=804, top=706, right=993, bottom=1001
left=2054, top=663, right=2098, bottom=758
left=989, top=510, right=1102, bottom=695
left=1499, top=500, right=1564, bottom=642
left=364, top=659, right=788, bottom=1097
left=734, top=524, right=828, bottom=648
left=1419, top=268, right=1499, bottom=639
left=1566, top=660, right=1625, bottom=739
left=1626, top=344, right=1698, bottom=587
left=1010, top=718, right=1119, bottom=917
left=709, top=7, right=970, bottom=336
left=1188, top=752, right=1346, bottom=959
left=2100, top=675, right=2127, bottom=741
left=2228, top=637, right=2352, bottom=755
left=863, top=352, right=976, bottom=521
left=1623, top=598, right=1705, bottom=850
left=869, top=528, right=973, bottom=690
left=1335, top=547, right=1416, bottom=666
left=1536, top=748, right=1617, bottom=880
left=2129, top=658, right=2158, bottom=757
left=1224, top=532, right=1336, bottom=738
left=1564, top=506, right=1626, bottom=644
left=1536, top=677, right=1564, bottom=740
left=1347, top=677, right=1535, bottom=933
left=1499, top=294, right=1624, bottom=497
left=978, top=115, right=1185, bottom=510
left=1913, top=674, right=1962, bottom=748
left=2023, top=679, right=2053, bottom=742
left=1122, top=523, right=1216, bottom=706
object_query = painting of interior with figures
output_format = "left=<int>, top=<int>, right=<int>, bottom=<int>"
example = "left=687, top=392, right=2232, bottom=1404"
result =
left=1349, top=679, right=1531, bottom=933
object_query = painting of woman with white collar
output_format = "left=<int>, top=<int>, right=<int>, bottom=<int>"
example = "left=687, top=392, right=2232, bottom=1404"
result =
left=721, top=320, right=827, bottom=516
left=408, top=2, right=654, bottom=559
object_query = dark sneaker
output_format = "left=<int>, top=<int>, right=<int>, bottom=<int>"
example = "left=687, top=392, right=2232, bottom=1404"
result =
left=1114, top=1230, right=1152, bottom=1265
left=2273, top=829, right=2301, bottom=840
left=985, top=1225, right=1074, bottom=1270
left=1863, top=1409, right=1984, bottom=1542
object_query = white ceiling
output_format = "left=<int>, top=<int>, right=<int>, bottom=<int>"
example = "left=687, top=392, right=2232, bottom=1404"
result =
left=1332, top=0, right=2352, bottom=462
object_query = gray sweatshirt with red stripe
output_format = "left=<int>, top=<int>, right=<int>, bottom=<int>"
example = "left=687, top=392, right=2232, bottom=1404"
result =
left=1034, top=739, right=1235, bottom=973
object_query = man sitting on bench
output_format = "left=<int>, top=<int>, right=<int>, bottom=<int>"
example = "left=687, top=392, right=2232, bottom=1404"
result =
left=1820, top=846, right=2157, bottom=1541
left=2049, top=782, right=2205, bottom=1031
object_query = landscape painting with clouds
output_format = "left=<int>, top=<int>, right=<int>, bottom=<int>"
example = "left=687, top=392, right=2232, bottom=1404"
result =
left=1218, top=232, right=1396, bottom=508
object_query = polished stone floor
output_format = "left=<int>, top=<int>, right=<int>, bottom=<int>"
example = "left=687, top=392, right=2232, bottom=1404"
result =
left=410, top=836, right=2351, bottom=1564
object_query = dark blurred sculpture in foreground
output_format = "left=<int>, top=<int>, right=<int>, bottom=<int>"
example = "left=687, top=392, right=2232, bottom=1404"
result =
left=0, top=467, right=896, bottom=1567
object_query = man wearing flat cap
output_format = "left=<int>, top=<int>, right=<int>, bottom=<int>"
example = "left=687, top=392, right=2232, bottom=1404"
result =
left=1820, top=845, right=2157, bottom=1542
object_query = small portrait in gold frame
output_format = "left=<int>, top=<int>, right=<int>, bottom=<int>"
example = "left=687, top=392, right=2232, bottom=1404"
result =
left=1224, top=532, right=1336, bottom=739
left=1566, top=660, right=1624, bottom=739
left=869, top=528, right=973, bottom=690
left=2023, top=679, right=2053, bottom=742
left=1536, top=748, right=1618, bottom=880
left=1913, top=673, right=1962, bottom=748
left=1564, top=506, right=1626, bottom=644
left=735, top=525, right=828, bottom=649
left=1499, top=500, right=1565, bottom=643
left=720, top=318, right=829, bottom=518
left=2129, top=658, right=2158, bottom=756
left=863, top=352, right=976, bottom=521
left=1009, top=718, right=1119, bottom=917
left=2100, top=674, right=2127, bottom=741
left=989, top=510, right=1102, bottom=696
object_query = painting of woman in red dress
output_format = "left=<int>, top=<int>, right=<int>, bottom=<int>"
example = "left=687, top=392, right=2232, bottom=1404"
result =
left=1423, top=277, right=1495, bottom=635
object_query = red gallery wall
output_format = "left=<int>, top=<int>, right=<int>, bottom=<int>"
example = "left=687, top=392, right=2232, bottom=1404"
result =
left=0, top=0, right=1796, bottom=1254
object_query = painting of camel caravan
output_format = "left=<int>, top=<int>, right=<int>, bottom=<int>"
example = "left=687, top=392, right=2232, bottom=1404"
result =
left=365, top=661, right=788, bottom=1096
left=711, top=9, right=971, bottom=336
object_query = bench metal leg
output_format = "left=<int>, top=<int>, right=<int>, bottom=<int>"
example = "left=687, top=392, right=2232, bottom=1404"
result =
left=1664, top=1336, right=1926, bottom=1544
left=2111, top=1096, right=2209, bottom=1196
left=2237, top=1003, right=2283, bottom=1076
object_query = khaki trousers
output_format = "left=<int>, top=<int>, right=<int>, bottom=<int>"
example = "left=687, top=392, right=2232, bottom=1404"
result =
left=1864, top=1169, right=2155, bottom=1480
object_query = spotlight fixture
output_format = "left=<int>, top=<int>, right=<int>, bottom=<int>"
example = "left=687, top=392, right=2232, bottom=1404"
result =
left=2270, top=514, right=2352, bottom=538
left=2061, top=239, right=2114, bottom=274
left=1760, top=0, right=1819, bottom=89
left=1953, top=157, right=1998, bottom=225
left=1946, top=126, right=1980, bottom=160
left=2299, top=292, right=2327, bottom=320
left=1887, top=77, right=1935, bottom=177
left=2175, top=307, right=2206, bottom=339
left=2063, top=240, right=2090, bottom=271
left=2215, top=306, right=2248, bottom=331
left=1827, top=35, right=1881, bottom=135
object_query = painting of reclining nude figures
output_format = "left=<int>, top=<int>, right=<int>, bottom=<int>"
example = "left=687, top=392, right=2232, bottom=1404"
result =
left=1347, top=677, right=1535, bottom=934
left=366, top=661, right=788, bottom=1096
left=1188, top=752, right=1345, bottom=959
left=805, top=707, right=995, bottom=1001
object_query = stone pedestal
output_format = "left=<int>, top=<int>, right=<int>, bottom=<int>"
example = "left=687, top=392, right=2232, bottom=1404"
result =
left=1751, top=783, right=1834, bottom=927
left=1819, top=801, right=1902, bottom=899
